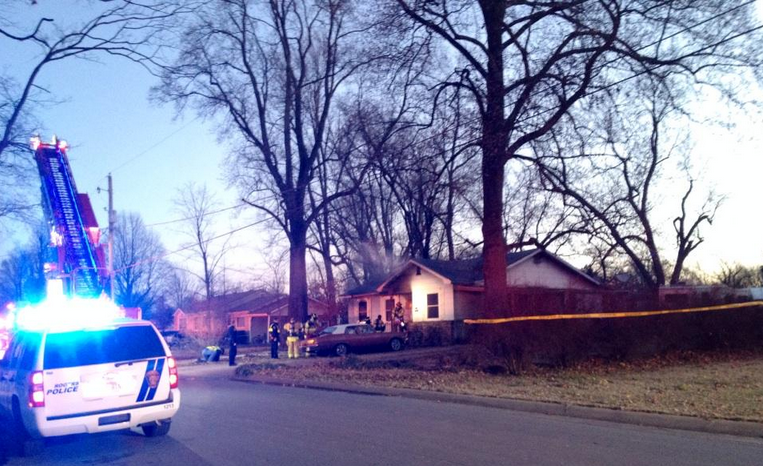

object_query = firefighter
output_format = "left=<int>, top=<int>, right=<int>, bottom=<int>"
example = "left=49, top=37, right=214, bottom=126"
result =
left=393, top=302, right=405, bottom=332
left=284, top=318, right=302, bottom=359
left=227, top=324, right=238, bottom=366
left=304, top=313, right=319, bottom=337
left=201, top=345, right=222, bottom=362
left=269, top=319, right=281, bottom=359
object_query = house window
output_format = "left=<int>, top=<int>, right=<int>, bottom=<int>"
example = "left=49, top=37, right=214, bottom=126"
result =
left=358, top=300, right=368, bottom=321
left=427, top=293, right=439, bottom=319
left=385, top=299, right=395, bottom=322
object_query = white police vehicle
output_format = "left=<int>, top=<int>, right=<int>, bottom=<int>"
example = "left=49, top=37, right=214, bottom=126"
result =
left=0, top=301, right=180, bottom=445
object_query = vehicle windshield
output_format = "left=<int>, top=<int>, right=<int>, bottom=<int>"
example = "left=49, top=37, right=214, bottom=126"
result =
left=319, top=326, right=338, bottom=336
left=44, top=325, right=165, bottom=369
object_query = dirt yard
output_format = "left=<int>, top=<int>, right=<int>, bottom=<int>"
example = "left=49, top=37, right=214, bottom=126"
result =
left=235, top=346, right=763, bottom=422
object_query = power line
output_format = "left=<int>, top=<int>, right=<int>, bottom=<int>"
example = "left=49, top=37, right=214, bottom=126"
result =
left=144, top=191, right=284, bottom=228
left=145, top=203, right=246, bottom=227
left=115, top=217, right=272, bottom=273
left=106, top=114, right=203, bottom=177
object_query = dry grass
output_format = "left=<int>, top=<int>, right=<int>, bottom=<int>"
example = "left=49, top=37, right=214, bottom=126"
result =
left=237, top=348, right=763, bottom=422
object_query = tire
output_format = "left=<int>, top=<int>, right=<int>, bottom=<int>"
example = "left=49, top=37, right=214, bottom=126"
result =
left=142, top=420, right=171, bottom=437
left=334, top=343, right=349, bottom=357
left=10, top=398, right=40, bottom=457
left=389, top=338, right=403, bottom=352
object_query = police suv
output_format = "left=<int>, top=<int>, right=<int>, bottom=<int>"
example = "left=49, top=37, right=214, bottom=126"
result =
left=0, top=317, right=180, bottom=442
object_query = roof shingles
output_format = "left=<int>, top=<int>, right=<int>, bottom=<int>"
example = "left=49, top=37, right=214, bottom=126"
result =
left=343, top=249, right=546, bottom=296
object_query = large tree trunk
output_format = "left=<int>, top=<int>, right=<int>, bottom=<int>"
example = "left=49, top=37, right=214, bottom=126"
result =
left=288, top=219, right=309, bottom=323
left=481, top=155, right=507, bottom=318
left=480, top=0, right=508, bottom=318
left=670, top=257, right=686, bottom=286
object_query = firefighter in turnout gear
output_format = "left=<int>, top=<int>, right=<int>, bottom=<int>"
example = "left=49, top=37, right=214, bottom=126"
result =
left=304, top=313, right=319, bottom=338
left=269, top=320, right=281, bottom=359
left=284, top=318, right=302, bottom=359
left=392, top=302, right=405, bottom=332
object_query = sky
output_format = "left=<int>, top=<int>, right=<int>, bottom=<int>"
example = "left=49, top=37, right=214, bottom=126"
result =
left=1, top=1, right=763, bottom=287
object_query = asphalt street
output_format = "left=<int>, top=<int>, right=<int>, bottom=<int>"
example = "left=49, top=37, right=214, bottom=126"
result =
left=4, top=364, right=763, bottom=466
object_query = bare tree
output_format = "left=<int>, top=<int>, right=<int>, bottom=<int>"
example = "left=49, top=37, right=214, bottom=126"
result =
left=173, top=183, right=231, bottom=300
left=154, top=0, right=382, bottom=321
left=0, top=228, right=46, bottom=304
left=330, top=167, right=402, bottom=285
left=715, top=262, right=763, bottom=288
left=536, top=79, right=724, bottom=289
left=112, top=212, right=170, bottom=313
left=432, top=94, right=481, bottom=260
left=393, top=0, right=763, bottom=316
left=0, top=1, right=186, bottom=229
left=255, top=247, right=289, bottom=295
left=163, top=267, right=200, bottom=309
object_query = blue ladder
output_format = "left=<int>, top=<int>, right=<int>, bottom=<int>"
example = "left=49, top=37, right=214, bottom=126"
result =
left=37, top=147, right=101, bottom=297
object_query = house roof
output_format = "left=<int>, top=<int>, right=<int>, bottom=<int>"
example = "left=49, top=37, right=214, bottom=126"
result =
left=342, top=249, right=599, bottom=297
left=412, top=250, right=539, bottom=286
left=183, top=290, right=285, bottom=314
left=343, top=279, right=387, bottom=297
left=181, top=290, right=329, bottom=315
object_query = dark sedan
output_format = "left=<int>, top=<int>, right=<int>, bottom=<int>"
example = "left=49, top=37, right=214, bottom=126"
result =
left=301, top=324, right=407, bottom=356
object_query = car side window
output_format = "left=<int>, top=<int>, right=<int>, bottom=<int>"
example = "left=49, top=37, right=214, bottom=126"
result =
left=354, top=326, right=371, bottom=335
left=345, top=326, right=357, bottom=335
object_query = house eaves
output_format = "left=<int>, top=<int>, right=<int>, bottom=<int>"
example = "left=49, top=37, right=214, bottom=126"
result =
left=375, top=260, right=456, bottom=294
left=506, top=249, right=601, bottom=287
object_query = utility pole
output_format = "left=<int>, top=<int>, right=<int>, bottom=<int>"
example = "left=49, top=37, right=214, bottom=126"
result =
left=108, top=173, right=115, bottom=302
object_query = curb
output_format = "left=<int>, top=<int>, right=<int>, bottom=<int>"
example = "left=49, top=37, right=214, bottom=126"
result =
left=234, top=375, right=763, bottom=439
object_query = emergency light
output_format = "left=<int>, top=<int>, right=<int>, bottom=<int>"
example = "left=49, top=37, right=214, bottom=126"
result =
left=13, top=296, right=123, bottom=333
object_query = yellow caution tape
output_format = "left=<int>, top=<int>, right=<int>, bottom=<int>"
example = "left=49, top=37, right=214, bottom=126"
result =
left=464, top=300, right=763, bottom=325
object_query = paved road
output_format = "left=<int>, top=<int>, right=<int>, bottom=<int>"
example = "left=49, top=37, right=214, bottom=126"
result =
left=4, top=364, right=763, bottom=466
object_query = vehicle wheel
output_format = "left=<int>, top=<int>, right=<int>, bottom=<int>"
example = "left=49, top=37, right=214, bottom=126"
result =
left=142, top=420, right=171, bottom=437
left=334, top=343, right=349, bottom=357
left=390, top=338, right=403, bottom=352
left=10, top=398, right=40, bottom=457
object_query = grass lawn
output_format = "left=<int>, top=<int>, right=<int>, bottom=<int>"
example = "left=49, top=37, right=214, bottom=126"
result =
left=236, top=347, right=763, bottom=422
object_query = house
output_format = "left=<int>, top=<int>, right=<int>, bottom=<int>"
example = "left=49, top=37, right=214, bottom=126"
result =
left=342, top=249, right=601, bottom=326
left=172, top=290, right=330, bottom=343
left=120, top=307, right=142, bottom=320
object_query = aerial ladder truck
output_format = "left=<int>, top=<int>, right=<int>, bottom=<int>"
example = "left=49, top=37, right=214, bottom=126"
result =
left=0, top=137, right=112, bottom=354
left=31, top=136, right=108, bottom=299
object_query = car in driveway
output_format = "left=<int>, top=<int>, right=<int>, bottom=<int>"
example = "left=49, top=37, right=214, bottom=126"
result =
left=301, top=324, right=407, bottom=357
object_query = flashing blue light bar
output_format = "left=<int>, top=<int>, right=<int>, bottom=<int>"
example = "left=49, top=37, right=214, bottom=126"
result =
left=13, top=296, right=123, bottom=333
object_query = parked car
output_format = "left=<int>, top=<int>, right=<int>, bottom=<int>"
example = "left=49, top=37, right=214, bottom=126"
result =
left=301, top=324, right=406, bottom=357
left=160, top=330, right=185, bottom=346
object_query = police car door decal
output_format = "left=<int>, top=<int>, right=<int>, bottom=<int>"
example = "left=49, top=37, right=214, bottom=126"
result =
left=145, top=358, right=165, bottom=401
left=136, top=359, right=157, bottom=402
